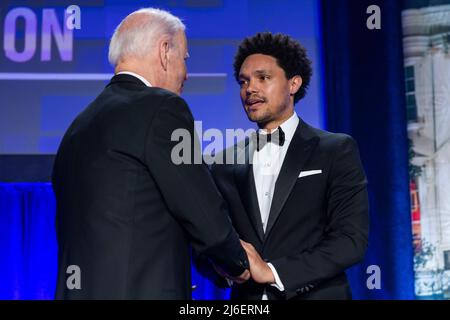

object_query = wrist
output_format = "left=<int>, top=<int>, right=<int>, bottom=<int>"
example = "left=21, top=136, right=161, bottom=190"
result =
left=264, top=263, right=276, bottom=284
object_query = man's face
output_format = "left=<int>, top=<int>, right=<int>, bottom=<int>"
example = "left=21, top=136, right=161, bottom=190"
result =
left=238, top=54, right=295, bottom=128
left=166, top=31, right=189, bottom=95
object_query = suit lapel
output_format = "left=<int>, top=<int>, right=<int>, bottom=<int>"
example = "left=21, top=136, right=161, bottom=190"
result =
left=233, top=139, right=265, bottom=242
left=264, top=119, right=319, bottom=238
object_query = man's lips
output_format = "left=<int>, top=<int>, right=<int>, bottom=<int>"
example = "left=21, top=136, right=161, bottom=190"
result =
left=245, top=98, right=265, bottom=108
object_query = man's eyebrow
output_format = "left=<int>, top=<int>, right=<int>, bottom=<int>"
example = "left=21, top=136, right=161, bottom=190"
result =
left=254, top=69, right=270, bottom=75
left=239, top=69, right=270, bottom=79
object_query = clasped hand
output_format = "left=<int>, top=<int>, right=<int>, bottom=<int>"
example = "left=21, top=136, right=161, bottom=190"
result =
left=214, top=240, right=275, bottom=284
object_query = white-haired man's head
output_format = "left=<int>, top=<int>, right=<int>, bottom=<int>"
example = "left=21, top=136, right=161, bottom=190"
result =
left=109, top=8, right=189, bottom=95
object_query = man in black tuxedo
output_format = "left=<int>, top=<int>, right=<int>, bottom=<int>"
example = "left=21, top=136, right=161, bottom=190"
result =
left=210, top=33, right=369, bottom=300
left=52, top=8, right=249, bottom=299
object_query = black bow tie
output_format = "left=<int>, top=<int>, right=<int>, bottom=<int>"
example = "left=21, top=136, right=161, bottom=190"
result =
left=255, top=126, right=285, bottom=151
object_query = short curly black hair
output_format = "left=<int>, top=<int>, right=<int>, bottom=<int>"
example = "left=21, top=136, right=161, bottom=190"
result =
left=233, top=32, right=312, bottom=104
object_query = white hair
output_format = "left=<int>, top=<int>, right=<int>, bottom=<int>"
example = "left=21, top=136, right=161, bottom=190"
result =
left=108, top=8, right=185, bottom=66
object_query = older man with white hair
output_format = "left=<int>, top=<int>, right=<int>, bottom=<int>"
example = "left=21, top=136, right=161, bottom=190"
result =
left=52, top=8, right=249, bottom=299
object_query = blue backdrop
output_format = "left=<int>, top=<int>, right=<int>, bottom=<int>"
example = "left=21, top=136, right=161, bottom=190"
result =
left=0, top=0, right=324, bottom=300
left=0, top=0, right=323, bottom=154
left=0, top=0, right=417, bottom=300
left=0, top=182, right=230, bottom=299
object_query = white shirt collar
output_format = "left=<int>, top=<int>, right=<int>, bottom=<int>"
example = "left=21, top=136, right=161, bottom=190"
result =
left=116, top=71, right=152, bottom=87
left=279, top=111, right=299, bottom=142
left=258, top=111, right=299, bottom=142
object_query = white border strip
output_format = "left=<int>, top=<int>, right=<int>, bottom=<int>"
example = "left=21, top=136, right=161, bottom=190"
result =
left=0, top=72, right=227, bottom=80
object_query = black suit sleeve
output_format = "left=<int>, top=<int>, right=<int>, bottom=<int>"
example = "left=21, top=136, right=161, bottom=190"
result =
left=145, top=94, right=248, bottom=277
left=270, top=136, right=369, bottom=299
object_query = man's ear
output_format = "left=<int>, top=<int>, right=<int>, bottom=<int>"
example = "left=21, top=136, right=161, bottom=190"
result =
left=159, top=37, right=170, bottom=71
left=289, top=75, right=303, bottom=96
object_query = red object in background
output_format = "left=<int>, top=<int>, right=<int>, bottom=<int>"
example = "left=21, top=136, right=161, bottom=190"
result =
left=410, top=180, right=421, bottom=221
left=410, top=179, right=422, bottom=252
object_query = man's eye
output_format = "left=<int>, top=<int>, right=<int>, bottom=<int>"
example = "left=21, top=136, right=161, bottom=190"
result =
left=239, top=80, right=248, bottom=86
left=260, top=75, right=269, bottom=80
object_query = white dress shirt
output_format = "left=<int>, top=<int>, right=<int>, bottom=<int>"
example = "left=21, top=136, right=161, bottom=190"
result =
left=116, top=71, right=152, bottom=87
left=252, top=111, right=299, bottom=299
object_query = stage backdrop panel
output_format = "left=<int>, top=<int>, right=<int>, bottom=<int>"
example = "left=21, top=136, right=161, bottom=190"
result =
left=0, top=0, right=324, bottom=300
left=0, top=0, right=324, bottom=154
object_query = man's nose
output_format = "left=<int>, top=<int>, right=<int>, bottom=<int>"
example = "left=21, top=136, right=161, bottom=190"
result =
left=246, top=80, right=258, bottom=95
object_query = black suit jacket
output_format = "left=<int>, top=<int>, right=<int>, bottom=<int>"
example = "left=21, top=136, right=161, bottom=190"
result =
left=52, top=74, right=248, bottom=299
left=211, top=117, right=369, bottom=300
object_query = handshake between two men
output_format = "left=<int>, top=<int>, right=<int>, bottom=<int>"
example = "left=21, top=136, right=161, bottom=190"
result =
left=214, top=240, right=276, bottom=285
left=52, top=7, right=369, bottom=300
